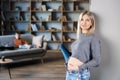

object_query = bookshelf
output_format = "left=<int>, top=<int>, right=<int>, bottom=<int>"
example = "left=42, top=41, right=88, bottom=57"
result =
left=0, top=0, right=89, bottom=52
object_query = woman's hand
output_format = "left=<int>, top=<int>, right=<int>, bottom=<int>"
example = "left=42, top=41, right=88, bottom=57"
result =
left=68, top=57, right=84, bottom=66
left=67, top=57, right=84, bottom=72
left=68, top=63, right=79, bottom=72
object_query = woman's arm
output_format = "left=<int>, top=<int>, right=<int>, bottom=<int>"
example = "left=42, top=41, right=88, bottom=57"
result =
left=78, top=37, right=101, bottom=71
left=21, top=38, right=29, bottom=44
left=68, top=57, right=84, bottom=72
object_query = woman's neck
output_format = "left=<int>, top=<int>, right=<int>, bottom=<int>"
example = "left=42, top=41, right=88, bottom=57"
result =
left=82, top=30, right=88, bottom=34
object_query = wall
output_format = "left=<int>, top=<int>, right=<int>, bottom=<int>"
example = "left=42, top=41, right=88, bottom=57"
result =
left=90, top=0, right=120, bottom=80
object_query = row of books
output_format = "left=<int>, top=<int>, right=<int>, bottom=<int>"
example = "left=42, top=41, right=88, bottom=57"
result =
left=0, top=22, right=37, bottom=31
left=26, top=24, right=38, bottom=31
left=1, top=12, right=30, bottom=21
left=0, top=25, right=16, bottom=31
left=1, top=12, right=76, bottom=22
left=31, top=24, right=38, bottom=31
left=58, top=15, right=67, bottom=21
left=63, top=25, right=77, bottom=31
left=62, top=35, right=75, bottom=42
left=32, top=15, right=70, bottom=21
left=1, top=23, right=77, bottom=32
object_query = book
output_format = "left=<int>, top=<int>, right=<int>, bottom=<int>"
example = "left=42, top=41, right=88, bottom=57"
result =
left=41, top=5, right=46, bottom=11
left=58, top=16, right=62, bottom=21
left=75, top=5, right=81, bottom=11
left=52, top=34, right=57, bottom=41
left=62, top=35, right=66, bottom=41
left=11, top=25, right=16, bottom=31
left=20, top=16, right=23, bottom=21
left=1, top=12, right=5, bottom=21
left=32, top=15, right=37, bottom=21
left=40, top=25, right=45, bottom=31
left=1, top=21, right=5, bottom=31
left=48, top=15, right=51, bottom=21
left=58, top=15, right=67, bottom=21
left=58, top=5, right=62, bottom=11
left=1, top=21, right=4, bottom=26
left=40, top=6, right=43, bottom=11
left=63, top=15, right=67, bottom=21
left=26, top=24, right=31, bottom=31
left=63, top=25, right=68, bottom=31
left=73, top=26, right=77, bottom=31
left=31, top=24, right=38, bottom=31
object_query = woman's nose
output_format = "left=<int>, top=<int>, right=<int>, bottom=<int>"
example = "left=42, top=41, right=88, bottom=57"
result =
left=82, top=21, right=87, bottom=24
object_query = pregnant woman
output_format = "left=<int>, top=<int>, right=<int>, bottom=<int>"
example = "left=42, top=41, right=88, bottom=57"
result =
left=66, top=11, right=101, bottom=80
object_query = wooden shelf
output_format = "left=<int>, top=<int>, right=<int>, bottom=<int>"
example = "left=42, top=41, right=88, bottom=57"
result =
left=0, top=0, right=89, bottom=51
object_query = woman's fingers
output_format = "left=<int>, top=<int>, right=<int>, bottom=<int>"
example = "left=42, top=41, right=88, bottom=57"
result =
left=68, top=57, right=84, bottom=66
left=67, top=57, right=84, bottom=72
left=67, top=63, right=79, bottom=72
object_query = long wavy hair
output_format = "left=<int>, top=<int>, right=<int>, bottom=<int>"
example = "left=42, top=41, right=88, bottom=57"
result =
left=76, top=11, right=95, bottom=39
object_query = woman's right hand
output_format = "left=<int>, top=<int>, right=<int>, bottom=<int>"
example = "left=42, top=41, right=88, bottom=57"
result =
left=68, top=63, right=79, bottom=72
left=67, top=57, right=84, bottom=72
left=68, top=57, right=84, bottom=66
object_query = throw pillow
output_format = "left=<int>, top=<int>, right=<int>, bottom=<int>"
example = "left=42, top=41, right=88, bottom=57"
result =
left=32, top=35, right=44, bottom=48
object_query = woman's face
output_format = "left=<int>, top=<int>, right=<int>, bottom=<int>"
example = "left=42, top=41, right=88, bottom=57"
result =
left=80, top=14, right=92, bottom=31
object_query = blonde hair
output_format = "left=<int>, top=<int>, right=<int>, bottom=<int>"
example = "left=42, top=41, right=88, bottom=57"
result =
left=76, top=11, right=95, bottom=39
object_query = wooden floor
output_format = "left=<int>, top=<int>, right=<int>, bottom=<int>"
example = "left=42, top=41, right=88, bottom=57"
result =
left=0, top=52, right=66, bottom=80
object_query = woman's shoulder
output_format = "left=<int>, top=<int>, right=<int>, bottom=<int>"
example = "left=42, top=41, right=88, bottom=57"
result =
left=91, top=34, right=101, bottom=42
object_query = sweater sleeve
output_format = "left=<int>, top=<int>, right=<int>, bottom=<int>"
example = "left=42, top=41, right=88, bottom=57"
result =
left=78, top=37, right=101, bottom=71
left=14, top=39, right=18, bottom=47
left=21, top=38, right=29, bottom=44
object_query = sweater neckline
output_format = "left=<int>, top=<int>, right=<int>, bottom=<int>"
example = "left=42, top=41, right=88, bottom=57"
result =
left=81, top=33, right=94, bottom=37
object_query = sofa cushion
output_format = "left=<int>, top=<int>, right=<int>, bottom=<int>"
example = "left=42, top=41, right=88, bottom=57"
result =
left=32, top=35, right=44, bottom=47
left=0, top=35, right=15, bottom=47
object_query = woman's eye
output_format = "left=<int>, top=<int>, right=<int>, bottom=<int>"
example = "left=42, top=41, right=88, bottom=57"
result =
left=86, top=19, right=90, bottom=21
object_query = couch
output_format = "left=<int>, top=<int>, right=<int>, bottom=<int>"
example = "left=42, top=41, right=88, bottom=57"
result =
left=0, top=34, right=47, bottom=64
